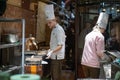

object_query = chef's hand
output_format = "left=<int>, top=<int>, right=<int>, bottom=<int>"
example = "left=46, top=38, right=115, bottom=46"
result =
left=101, top=54, right=110, bottom=61
left=46, top=49, right=53, bottom=59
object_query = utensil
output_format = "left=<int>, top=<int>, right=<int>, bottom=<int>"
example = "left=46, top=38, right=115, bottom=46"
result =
left=1, top=34, right=19, bottom=43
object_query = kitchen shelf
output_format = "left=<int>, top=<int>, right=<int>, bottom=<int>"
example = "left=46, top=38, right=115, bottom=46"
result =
left=0, top=18, right=25, bottom=74
left=107, top=51, right=120, bottom=58
left=0, top=42, right=22, bottom=49
left=2, top=66, right=21, bottom=73
left=111, top=63, right=120, bottom=69
left=0, top=18, right=23, bottom=22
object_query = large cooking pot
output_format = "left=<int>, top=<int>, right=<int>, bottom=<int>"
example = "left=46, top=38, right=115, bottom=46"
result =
left=1, top=34, right=19, bottom=43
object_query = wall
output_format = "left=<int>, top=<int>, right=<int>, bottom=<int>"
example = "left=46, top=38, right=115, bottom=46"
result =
left=0, top=0, right=52, bottom=44
left=36, top=1, right=51, bottom=44
left=0, top=3, right=36, bottom=39
left=112, top=22, right=120, bottom=42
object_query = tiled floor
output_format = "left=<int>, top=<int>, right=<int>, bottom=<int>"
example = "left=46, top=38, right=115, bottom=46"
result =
left=61, top=70, right=75, bottom=80
left=41, top=70, right=75, bottom=80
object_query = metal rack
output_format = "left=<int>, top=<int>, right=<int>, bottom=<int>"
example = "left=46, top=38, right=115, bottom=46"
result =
left=0, top=18, right=25, bottom=74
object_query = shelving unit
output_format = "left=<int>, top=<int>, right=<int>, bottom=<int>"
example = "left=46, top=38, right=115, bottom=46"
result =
left=0, top=18, right=25, bottom=74
left=0, top=42, right=22, bottom=49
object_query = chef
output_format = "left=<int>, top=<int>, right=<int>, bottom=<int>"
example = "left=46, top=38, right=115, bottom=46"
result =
left=81, top=12, right=109, bottom=78
left=44, top=4, right=66, bottom=80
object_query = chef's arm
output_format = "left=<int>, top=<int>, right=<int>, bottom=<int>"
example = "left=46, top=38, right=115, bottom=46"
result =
left=96, top=38, right=105, bottom=59
left=52, top=45, right=62, bottom=53
left=97, top=50, right=110, bottom=60
left=97, top=52, right=104, bottom=59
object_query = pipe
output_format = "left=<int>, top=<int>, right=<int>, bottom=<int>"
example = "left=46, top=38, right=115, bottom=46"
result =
left=21, top=19, right=25, bottom=74
left=110, top=15, right=120, bottom=22
left=39, top=0, right=68, bottom=12
left=78, top=1, right=120, bottom=6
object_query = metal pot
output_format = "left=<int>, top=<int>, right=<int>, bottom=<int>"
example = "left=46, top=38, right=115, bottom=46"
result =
left=1, top=34, right=19, bottom=43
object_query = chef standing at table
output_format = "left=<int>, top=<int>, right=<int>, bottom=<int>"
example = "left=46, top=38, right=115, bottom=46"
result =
left=81, top=12, right=109, bottom=78
left=44, top=4, right=66, bottom=80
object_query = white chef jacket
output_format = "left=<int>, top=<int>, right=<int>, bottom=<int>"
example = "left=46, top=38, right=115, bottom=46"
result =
left=50, top=24, right=66, bottom=60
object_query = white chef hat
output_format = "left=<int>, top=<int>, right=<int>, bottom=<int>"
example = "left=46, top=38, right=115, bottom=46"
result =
left=45, top=4, right=55, bottom=20
left=96, top=12, right=109, bottom=29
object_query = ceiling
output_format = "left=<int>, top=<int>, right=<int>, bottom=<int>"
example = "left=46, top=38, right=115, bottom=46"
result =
left=77, top=0, right=120, bottom=7
left=77, top=0, right=120, bottom=22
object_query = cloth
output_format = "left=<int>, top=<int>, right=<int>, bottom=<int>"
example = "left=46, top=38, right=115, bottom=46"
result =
left=51, top=60, right=63, bottom=80
left=50, top=24, right=66, bottom=60
left=82, top=65, right=100, bottom=78
left=81, top=29, right=105, bottom=68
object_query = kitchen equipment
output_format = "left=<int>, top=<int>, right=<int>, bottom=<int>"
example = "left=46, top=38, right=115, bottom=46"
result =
left=10, top=74, right=40, bottom=80
left=25, top=65, right=43, bottom=76
left=25, top=51, right=37, bottom=55
left=25, top=37, right=38, bottom=51
left=111, top=62, right=120, bottom=79
left=103, top=64, right=111, bottom=79
left=1, top=34, right=19, bottom=43
left=24, top=50, right=47, bottom=57
left=37, top=50, right=47, bottom=56
left=105, top=50, right=120, bottom=58
left=0, top=72, right=10, bottom=80
left=25, top=55, right=43, bottom=76
left=25, top=56, right=42, bottom=65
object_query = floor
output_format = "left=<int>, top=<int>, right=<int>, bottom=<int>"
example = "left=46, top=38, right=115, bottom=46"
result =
left=41, top=70, right=75, bottom=80
left=41, top=60, right=75, bottom=80
left=61, top=70, right=75, bottom=80
left=12, top=55, right=113, bottom=80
